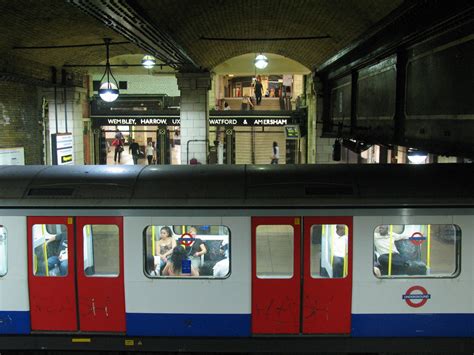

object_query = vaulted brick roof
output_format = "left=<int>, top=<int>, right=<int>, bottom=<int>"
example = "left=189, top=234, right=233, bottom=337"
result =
left=0, top=0, right=403, bottom=71
left=135, top=0, right=403, bottom=70
left=0, top=0, right=140, bottom=68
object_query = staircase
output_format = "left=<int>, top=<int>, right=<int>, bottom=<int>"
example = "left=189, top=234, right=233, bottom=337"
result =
left=254, top=98, right=281, bottom=111
left=222, top=97, right=283, bottom=111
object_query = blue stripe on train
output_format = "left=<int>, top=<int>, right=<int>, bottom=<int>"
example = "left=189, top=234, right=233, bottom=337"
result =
left=352, top=313, right=474, bottom=337
left=0, top=311, right=30, bottom=334
left=126, top=313, right=251, bottom=337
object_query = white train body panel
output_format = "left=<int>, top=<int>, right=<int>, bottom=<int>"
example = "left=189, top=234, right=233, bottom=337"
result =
left=123, top=216, right=252, bottom=336
left=0, top=216, right=29, bottom=334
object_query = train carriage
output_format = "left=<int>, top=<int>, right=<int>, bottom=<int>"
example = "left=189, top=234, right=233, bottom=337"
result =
left=0, top=164, right=473, bottom=353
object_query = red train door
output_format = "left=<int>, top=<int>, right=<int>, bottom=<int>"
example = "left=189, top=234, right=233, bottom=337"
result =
left=27, top=216, right=125, bottom=332
left=28, top=217, right=77, bottom=331
left=252, top=217, right=301, bottom=334
left=251, top=216, right=352, bottom=335
left=302, top=217, right=352, bottom=334
left=76, top=217, right=125, bottom=332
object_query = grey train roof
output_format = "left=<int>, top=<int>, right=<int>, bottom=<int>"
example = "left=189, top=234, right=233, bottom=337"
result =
left=0, top=164, right=473, bottom=208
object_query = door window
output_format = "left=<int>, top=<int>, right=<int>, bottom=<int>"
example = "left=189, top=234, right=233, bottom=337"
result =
left=256, top=225, right=294, bottom=278
left=310, top=224, right=349, bottom=278
left=32, top=224, right=68, bottom=277
left=83, top=224, right=119, bottom=277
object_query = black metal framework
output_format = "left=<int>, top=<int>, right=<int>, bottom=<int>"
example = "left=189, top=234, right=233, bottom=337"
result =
left=68, top=0, right=199, bottom=70
left=315, top=0, right=474, bottom=158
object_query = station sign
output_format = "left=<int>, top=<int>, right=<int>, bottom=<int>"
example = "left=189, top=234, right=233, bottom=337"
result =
left=92, top=116, right=294, bottom=127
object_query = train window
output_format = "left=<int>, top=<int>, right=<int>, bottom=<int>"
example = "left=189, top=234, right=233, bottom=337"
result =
left=144, top=225, right=230, bottom=278
left=310, top=224, right=349, bottom=278
left=256, top=225, right=294, bottom=279
left=83, top=225, right=119, bottom=277
left=373, top=224, right=461, bottom=278
left=0, top=225, right=7, bottom=277
left=32, top=224, right=68, bottom=277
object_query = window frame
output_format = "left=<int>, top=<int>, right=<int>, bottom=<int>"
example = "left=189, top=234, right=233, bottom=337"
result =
left=143, top=224, right=231, bottom=280
left=82, top=224, right=120, bottom=278
left=0, top=225, right=7, bottom=277
left=255, top=224, right=295, bottom=280
left=372, top=223, right=461, bottom=279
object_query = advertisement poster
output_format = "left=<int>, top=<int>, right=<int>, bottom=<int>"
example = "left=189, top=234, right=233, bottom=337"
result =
left=0, top=147, right=25, bottom=165
left=52, top=133, right=74, bottom=165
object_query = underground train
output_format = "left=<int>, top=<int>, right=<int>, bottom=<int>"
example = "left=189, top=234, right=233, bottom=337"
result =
left=0, top=164, right=473, bottom=353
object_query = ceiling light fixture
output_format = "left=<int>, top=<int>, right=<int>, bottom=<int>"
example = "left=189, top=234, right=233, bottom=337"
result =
left=98, top=38, right=119, bottom=102
left=141, top=55, right=156, bottom=69
left=407, top=149, right=428, bottom=164
left=254, top=54, right=268, bottom=69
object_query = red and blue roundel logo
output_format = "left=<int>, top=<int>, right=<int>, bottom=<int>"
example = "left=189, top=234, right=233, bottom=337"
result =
left=402, top=286, right=431, bottom=308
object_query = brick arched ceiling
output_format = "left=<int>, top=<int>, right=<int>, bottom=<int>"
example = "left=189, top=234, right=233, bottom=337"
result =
left=0, top=0, right=404, bottom=72
left=0, top=0, right=140, bottom=68
left=134, top=0, right=404, bottom=70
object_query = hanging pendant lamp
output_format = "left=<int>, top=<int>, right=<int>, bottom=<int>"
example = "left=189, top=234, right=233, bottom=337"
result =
left=254, top=54, right=268, bottom=69
left=98, top=38, right=119, bottom=102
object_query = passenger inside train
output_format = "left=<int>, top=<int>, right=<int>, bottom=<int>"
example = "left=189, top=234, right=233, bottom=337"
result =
left=162, top=246, right=199, bottom=277
left=372, top=224, right=460, bottom=277
left=154, top=226, right=176, bottom=273
left=374, top=225, right=411, bottom=275
left=331, top=224, right=348, bottom=278
left=310, top=224, right=349, bottom=279
left=144, top=224, right=230, bottom=278
left=32, top=224, right=68, bottom=277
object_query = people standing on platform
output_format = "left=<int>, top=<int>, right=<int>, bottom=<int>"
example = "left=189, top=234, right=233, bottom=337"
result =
left=129, top=139, right=140, bottom=165
left=223, top=102, right=231, bottom=111
left=254, top=75, right=263, bottom=105
left=284, top=86, right=292, bottom=110
left=112, top=137, right=124, bottom=164
left=146, top=142, right=155, bottom=165
left=271, top=141, right=280, bottom=164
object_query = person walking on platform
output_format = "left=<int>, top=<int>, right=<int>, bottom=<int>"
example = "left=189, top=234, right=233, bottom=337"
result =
left=254, top=75, right=263, bottom=105
left=146, top=142, right=155, bottom=165
left=112, top=137, right=124, bottom=164
left=129, top=139, right=140, bottom=165
left=271, top=141, right=280, bottom=164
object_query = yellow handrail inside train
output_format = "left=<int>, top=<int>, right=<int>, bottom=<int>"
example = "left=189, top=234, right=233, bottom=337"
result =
left=343, top=225, right=348, bottom=277
left=388, top=224, right=393, bottom=276
left=330, top=224, right=335, bottom=269
left=151, top=225, right=156, bottom=256
left=42, top=224, right=49, bottom=276
left=427, top=224, right=431, bottom=271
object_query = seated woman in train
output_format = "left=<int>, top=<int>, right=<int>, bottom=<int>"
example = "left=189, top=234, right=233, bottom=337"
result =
left=154, top=226, right=176, bottom=274
left=162, top=246, right=199, bottom=277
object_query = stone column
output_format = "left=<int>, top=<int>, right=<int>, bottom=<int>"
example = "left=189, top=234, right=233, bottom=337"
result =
left=176, top=72, right=211, bottom=165
left=43, top=86, right=86, bottom=165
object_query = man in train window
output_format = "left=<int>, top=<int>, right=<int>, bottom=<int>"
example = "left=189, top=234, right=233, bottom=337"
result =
left=374, top=225, right=410, bottom=275
left=332, top=224, right=348, bottom=278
